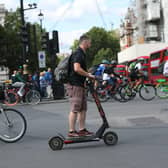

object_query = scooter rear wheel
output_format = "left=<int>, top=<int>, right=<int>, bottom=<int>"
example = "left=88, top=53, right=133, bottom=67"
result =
left=103, top=131, right=118, bottom=146
left=48, top=136, right=64, bottom=150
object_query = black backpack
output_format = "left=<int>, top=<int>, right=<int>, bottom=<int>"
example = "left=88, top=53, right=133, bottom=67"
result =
left=54, top=55, right=71, bottom=83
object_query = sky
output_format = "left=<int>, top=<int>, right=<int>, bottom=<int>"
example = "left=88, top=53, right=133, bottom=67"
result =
left=1, top=0, right=131, bottom=53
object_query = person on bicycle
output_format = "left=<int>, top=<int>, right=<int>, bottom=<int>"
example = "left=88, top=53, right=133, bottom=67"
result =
left=94, top=60, right=110, bottom=77
left=12, top=66, right=26, bottom=97
left=94, top=59, right=110, bottom=88
left=103, top=60, right=121, bottom=90
left=128, top=58, right=145, bottom=90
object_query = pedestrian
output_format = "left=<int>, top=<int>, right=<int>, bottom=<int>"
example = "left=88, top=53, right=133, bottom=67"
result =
left=32, top=71, right=40, bottom=92
left=11, top=70, right=17, bottom=83
left=23, top=64, right=29, bottom=82
left=45, top=67, right=53, bottom=98
left=66, top=35, right=95, bottom=137
left=39, top=71, right=47, bottom=97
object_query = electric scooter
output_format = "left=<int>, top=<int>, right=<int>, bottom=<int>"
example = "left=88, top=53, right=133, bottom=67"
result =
left=48, top=79, right=118, bottom=150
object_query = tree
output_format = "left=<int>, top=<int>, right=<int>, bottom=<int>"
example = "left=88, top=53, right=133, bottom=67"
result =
left=2, top=9, right=22, bottom=70
left=70, top=27, right=120, bottom=68
left=93, top=48, right=113, bottom=65
left=0, top=8, right=42, bottom=73
left=70, top=39, right=79, bottom=52
left=0, top=25, right=8, bottom=65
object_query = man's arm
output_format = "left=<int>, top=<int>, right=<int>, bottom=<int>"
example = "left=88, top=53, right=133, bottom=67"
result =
left=74, top=63, right=94, bottom=79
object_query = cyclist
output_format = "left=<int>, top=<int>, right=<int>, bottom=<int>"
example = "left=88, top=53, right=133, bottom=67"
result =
left=12, top=66, right=26, bottom=97
left=128, top=58, right=145, bottom=90
left=94, top=60, right=110, bottom=78
left=93, top=59, right=110, bottom=88
left=102, top=60, right=121, bottom=90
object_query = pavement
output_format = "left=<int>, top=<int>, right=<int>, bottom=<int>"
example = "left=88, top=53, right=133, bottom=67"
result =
left=13, top=95, right=168, bottom=130
left=40, top=97, right=68, bottom=104
left=29, top=96, right=168, bottom=129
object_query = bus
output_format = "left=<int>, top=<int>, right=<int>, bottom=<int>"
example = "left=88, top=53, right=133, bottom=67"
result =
left=115, top=64, right=127, bottom=77
left=149, top=47, right=168, bottom=84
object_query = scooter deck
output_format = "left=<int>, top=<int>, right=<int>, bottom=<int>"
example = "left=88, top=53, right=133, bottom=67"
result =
left=64, top=134, right=100, bottom=144
left=66, top=134, right=98, bottom=141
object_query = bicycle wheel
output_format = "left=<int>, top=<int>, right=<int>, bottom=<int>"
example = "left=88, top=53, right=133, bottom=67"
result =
left=156, top=84, right=168, bottom=98
left=120, top=86, right=135, bottom=101
left=25, top=90, right=41, bottom=105
left=139, top=84, right=156, bottom=101
left=4, top=90, right=19, bottom=106
left=0, top=108, right=27, bottom=143
left=96, top=88, right=108, bottom=102
left=113, top=87, right=128, bottom=102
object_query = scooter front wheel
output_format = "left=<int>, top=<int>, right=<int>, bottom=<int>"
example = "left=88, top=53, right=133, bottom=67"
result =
left=103, top=131, right=118, bottom=146
left=48, top=136, right=64, bottom=150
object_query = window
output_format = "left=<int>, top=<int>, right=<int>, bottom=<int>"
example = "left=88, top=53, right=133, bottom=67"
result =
left=116, top=67, right=125, bottom=70
left=151, top=68, right=161, bottom=75
left=150, top=52, right=161, bottom=60
left=163, top=49, right=168, bottom=57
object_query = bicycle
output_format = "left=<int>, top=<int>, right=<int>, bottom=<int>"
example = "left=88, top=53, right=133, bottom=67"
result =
left=4, top=82, right=41, bottom=106
left=0, top=103, right=27, bottom=143
left=87, top=77, right=128, bottom=102
left=120, top=79, right=156, bottom=101
left=155, top=78, right=168, bottom=98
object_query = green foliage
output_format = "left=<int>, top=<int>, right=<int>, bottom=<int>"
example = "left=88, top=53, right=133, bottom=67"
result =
left=70, top=27, right=120, bottom=68
left=93, top=48, right=113, bottom=65
left=0, top=9, right=22, bottom=70
left=0, top=8, right=43, bottom=73
left=70, top=39, right=79, bottom=52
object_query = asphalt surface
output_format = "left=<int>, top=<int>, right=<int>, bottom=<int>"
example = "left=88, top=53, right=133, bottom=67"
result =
left=0, top=96, right=168, bottom=168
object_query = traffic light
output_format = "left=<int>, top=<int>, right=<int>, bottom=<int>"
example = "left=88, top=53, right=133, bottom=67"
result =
left=41, top=32, right=49, bottom=51
left=20, top=24, right=28, bottom=44
left=52, top=30, right=59, bottom=53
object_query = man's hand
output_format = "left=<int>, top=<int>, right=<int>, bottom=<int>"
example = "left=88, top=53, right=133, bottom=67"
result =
left=88, top=73, right=95, bottom=80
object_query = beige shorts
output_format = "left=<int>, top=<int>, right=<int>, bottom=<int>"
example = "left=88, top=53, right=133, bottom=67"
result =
left=66, top=84, right=87, bottom=113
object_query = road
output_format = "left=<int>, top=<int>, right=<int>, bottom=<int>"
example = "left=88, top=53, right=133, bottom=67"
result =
left=0, top=97, right=168, bottom=168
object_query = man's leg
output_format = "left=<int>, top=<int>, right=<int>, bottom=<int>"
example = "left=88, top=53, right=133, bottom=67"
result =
left=67, top=84, right=80, bottom=137
left=77, top=90, right=93, bottom=136
left=69, top=111, right=77, bottom=132
left=17, top=82, right=25, bottom=96
left=78, top=111, right=86, bottom=131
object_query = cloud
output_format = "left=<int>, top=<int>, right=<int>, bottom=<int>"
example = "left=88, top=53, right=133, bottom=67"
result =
left=2, top=0, right=18, bottom=10
left=1, top=0, right=130, bottom=53
left=59, top=28, right=87, bottom=53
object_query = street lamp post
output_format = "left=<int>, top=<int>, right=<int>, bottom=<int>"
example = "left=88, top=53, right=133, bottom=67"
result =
left=38, top=10, right=44, bottom=33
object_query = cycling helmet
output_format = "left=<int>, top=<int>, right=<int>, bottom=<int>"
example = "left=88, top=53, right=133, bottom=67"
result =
left=101, top=59, right=110, bottom=64
left=111, top=60, right=117, bottom=65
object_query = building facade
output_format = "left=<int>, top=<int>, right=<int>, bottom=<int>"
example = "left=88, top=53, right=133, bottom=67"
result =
left=0, top=4, right=6, bottom=26
left=120, top=0, right=168, bottom=51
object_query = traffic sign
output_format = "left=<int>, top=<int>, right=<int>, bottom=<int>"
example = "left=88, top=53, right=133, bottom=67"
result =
left=38, top=51, right=46, bottom=68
